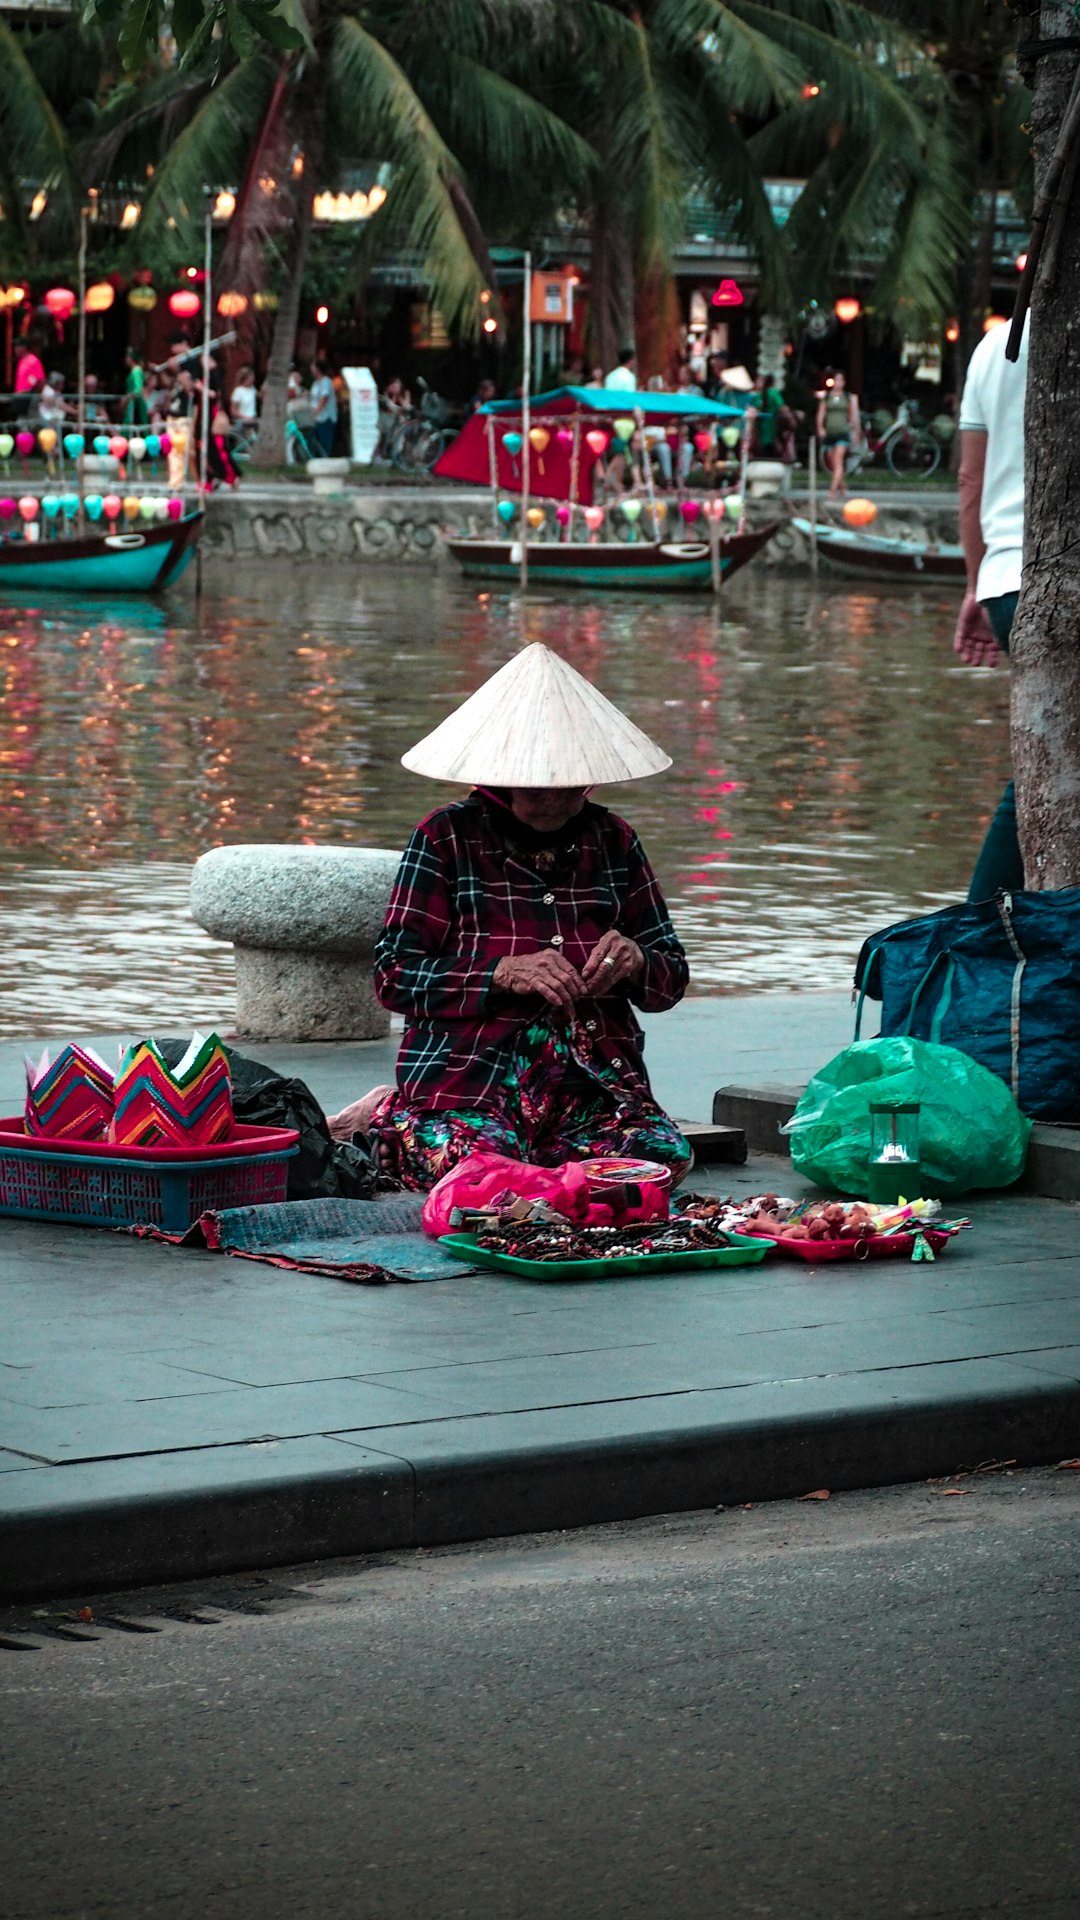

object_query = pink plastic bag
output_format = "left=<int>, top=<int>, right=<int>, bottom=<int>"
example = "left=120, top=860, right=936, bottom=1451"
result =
left=421, top=1151, right=670, bottom=1237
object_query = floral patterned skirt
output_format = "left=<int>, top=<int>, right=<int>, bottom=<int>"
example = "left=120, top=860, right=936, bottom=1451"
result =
left=370, top=1019, right=689, bottom=1191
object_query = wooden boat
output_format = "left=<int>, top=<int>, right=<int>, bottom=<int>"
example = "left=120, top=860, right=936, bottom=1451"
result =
left=791, top=517, right=964, bottom=583
left=447, top=523, right=778, bottom=591
left=0, top=512, right=203, bottom=595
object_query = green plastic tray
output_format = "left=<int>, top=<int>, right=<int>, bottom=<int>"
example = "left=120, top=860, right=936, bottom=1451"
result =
left=438, top=1229, right=775, bottom=1281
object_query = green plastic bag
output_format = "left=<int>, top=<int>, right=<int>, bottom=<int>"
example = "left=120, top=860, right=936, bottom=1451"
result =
left=782, top=1037, right=1031, bottom=1197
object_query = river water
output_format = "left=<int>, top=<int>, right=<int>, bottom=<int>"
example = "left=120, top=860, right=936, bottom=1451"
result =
left=0, top=558, right=1009, bottom=1038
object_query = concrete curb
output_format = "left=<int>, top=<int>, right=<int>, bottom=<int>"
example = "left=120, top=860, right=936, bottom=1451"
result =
left=712, top=1085, right=1080, bottom=1203
left=4, top=1376, right=1080, bottom=1600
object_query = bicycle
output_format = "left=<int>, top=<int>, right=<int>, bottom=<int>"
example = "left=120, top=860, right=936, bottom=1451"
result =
left=847, top=400, right=942, bottom=481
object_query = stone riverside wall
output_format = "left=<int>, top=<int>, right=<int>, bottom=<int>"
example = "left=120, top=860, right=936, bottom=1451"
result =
left=202, top=483, right=960, bottom=571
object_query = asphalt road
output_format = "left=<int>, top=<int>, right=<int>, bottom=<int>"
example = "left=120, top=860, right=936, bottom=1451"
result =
left=3, top=1469, right=1079, bottom=1920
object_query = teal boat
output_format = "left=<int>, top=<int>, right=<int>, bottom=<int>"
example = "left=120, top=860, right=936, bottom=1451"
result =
left=0, top=512, right=203, bottom=594
left=446, top=524, right=777, bottom=591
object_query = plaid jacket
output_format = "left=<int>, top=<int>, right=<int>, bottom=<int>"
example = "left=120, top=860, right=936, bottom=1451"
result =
left=374, top=792, right=689, bottom=1113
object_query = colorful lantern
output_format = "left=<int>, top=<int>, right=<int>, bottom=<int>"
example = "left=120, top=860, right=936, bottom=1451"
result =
left=620, top=499, right=643, bottom=522
left=0, top=285, right=28, bottom=310
left=60, top=494, right=79, bottom=516
left=253, top=291, right=279, bottom=312
left=154, top=497, right=171, bottom=521
left=555, top=428, right=574, bottom=450
left=693, top=430, right=712, bottom=454
left=127, top=287, right=158, bottom=312
left=85, top=282, right=115, bottom=314
left=701, top=498, right=725, bottom=522
left=526, top=505, right=546, bottom=528
left=109, top=436, right=128, bottom=461
left=724, top=494, right=743, bottom=521
left=84, top=495, right=104, bottom=521
left=721, top=425, right=741, bottom=449
left=583, top=505, right=605, bottom=530
left=497, top=499, right=516, bottom=523
left=139, top=496, right=157, bottom=520
left=158, top=434, right=173, bottom=457
left=680, top=499, right=701, bottom=523
left=651, top=500, right=667, bottom=521
left=122, top=495, right=141, bottom=521
left=93, top=435, right=111, bottom=456
left=502, top=431, right=523, bottom=456
left=166, top=497, right=184, bottom=521
left=144, top=434, right=161, bottom=460
left=38, top=428, right=57, bottom=455
left=102, top=494, right=122, bottom=521
left=613, top=417, right=635, bottom=444
left=0, top=497, right=14, bottom=520
left=42, top=496, right=61, bottom=519
left=528, top=427, right=550, bottom=455
left=842, top=497, right=878, bottom=529
left=983, top=313, right=1007, bottom=332
left=43, top=288, right=76, bottom=320
left=15, top=432, right=35, bottom=458
left=711, top=278, right=744, bottom=308
left=168, top=289, right=201, bottom=319
left=585, top=429, right=609, bottom=456
left=555, top=503, right=571, bottom=525
left=128, top=438, right=147, bottom=463
left=217, top=291, right=249, bottom=318
left=0, top=434, right=12, bottom=460
left=834, top=297, right=861, bottom=324
left=63, top=433, right=85, bottom=459
left=18, top=495, right=39, bottom=520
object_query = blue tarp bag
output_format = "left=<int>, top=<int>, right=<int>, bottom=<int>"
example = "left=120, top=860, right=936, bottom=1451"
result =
left=854, top=888, right=1080, bottom=1121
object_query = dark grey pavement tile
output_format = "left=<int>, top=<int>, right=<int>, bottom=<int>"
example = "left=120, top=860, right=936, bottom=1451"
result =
left=0, top=1357, right=254, bottom=1410
left=941, top=1300, right=1080, bottom=1347
left=0, top=1449, right=47, bottom=1472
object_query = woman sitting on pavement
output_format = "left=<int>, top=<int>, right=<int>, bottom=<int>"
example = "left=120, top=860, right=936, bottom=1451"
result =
left=328, top=644, right=692, bottom=1190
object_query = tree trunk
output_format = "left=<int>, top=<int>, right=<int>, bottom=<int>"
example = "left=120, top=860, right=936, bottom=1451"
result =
left=249, top=184, right=315, bottom=470
left=587, top=196, right=635, bottom=373
left=1010, top=3, right=1080, bottom=886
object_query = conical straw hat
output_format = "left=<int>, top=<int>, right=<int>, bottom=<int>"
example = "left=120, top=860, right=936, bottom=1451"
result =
left=401, top=643, right=672, bottom=786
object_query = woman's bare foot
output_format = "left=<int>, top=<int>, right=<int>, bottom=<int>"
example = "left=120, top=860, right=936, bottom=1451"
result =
left=326, top=1085, right=393, bottom=1143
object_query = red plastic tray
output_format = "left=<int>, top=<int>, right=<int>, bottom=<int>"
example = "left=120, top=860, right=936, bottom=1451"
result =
left=0, top=1118, right=299, bottom=1160
left=740, top=1228, right=951, bottom=1263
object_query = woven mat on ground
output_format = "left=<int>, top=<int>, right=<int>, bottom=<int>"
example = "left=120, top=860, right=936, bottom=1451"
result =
left=132, top=1194, right=476, bottom=1284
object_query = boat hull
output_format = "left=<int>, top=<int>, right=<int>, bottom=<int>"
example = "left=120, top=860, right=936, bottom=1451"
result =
left=0, top=513, right=203, bottom=594
left=792, top=518, right=964, bottom=583
left=447, top=525, right=777, bottom=590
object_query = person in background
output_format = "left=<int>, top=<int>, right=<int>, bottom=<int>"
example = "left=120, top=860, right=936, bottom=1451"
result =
left=603, top=349, right=637, bottom=391
left=82, top=373, right=109, bottom=426
left=15, top=343, right=45, bottom=397
left=230, top=365, right=259, bottom=427
left=584, top=364, right=605, bottom=390
left=466, top=377, right=497, bottom=416
left=815, top=368, right=861, bottom=497
left=703, top=352, right=731, bottom=400
left=39, top=372, right=70, bottom=425
left=206, top=400, right=240, bottom=489
left=309, top=356, right=338, bottom=455
left=123, top=349, right=148, bottom=427
left=954, top=316, right=1028, bottom=900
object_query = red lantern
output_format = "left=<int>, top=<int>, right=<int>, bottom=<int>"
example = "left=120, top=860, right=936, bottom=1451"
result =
left=168, top=289, right=201, bottom=319
left=44, top=288, right=77, bottom=320
left=711, top=279, right=743, bottom=308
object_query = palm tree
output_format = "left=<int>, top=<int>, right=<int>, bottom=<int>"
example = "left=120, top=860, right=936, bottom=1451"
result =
left=88, top=0, right=594, bottom=465
left=0, top=16, right=83, bottom=276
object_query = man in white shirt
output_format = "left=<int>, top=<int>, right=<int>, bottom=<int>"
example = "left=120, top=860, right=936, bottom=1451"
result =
left=955, top=316, right=1028, bottom=897
left=603, top=350, right=637, bottom=391
left=229, top=366, right=259, bottom=425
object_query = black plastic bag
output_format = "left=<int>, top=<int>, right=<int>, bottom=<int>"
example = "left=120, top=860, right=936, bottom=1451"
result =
left=157, top=1040, right=381, bottom=1201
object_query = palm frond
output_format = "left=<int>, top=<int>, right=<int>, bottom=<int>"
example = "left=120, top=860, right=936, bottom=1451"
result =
left=0, top=19, right=78, bottom=257
left=134, top=54, right=284, bottom=260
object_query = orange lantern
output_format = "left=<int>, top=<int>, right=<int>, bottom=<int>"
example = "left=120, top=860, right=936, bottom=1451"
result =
left=128, top=287, right=158, bottom=312
left=217, top=291, right=249, bottom=318
left=834, top=297, right=861, bottom=324
left=983, top=313, right=1007, bottom=332
left=528, top=427, right=550, bottom=455
left=945, top=319, right=960, bottom=344
left=44, top=288, right=77, bottom=320
left=0, top=284, right=28, bottom=310
left=526, top=505, right=546, bottom=528
left=168, top=289, right=201, bottom=319
left=842, top=497, right=878, bottom=529
left=84, top=282, right=115, bottom=314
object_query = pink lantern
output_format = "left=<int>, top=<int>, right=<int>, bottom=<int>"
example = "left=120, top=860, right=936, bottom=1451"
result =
left=702, top=498, right=725, bottom=522
left=158, top=433, right=172, bottom=456
left=555, top=504, right=571, bottom=525
left=555, top=428, right=574, bottom=450
left=585, top=429, right=609, bottom=456
left=109, top=436, right=128, bottom=460
left=102, top=493, right=123, bottom=521
left=693, top=430, right=712, bottom=454
left=169, top=289, right=201, bottom=319
left=15, top=432, right=34, bottom=458
left=18, top=495, right=39, bottom=521
left=166, top=497, right=184, bottom=521
left=44, top=288, right=77, bottom=320
left=0, top=497, right=15, bottom=520
left=680, top=499, right=702, bottom=523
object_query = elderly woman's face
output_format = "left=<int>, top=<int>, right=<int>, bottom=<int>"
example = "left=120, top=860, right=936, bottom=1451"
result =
left=510, top=787, right=588, bottom=832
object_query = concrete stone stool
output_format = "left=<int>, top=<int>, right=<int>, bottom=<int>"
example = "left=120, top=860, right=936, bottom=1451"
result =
left=190, top=843, right=402, bottom=1041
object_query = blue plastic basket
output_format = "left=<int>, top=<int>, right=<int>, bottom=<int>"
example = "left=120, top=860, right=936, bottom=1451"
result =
left=0, top=1122, right=299, bottom=1233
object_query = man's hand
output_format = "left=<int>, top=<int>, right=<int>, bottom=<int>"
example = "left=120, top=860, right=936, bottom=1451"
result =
left=953, top=590, right=999, bottom=667
left=493, top=950, right=586, bottom=1016
left=581, top=930, right=645, bottom=994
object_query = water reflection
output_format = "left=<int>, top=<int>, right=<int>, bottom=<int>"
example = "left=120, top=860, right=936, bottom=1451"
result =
left=0, top=562, right=1010, bottom=1036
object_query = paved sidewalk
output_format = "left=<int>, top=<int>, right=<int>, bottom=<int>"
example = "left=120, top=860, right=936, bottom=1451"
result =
left=3, top=992, right=1078, bottom=1599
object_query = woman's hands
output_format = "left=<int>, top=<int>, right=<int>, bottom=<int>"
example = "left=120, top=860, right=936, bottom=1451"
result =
left=493, top=932, right=644, bottom=1013
left=581, top=930, right=644, bottom=994
left=493, top=950, right=586, bottom=1016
